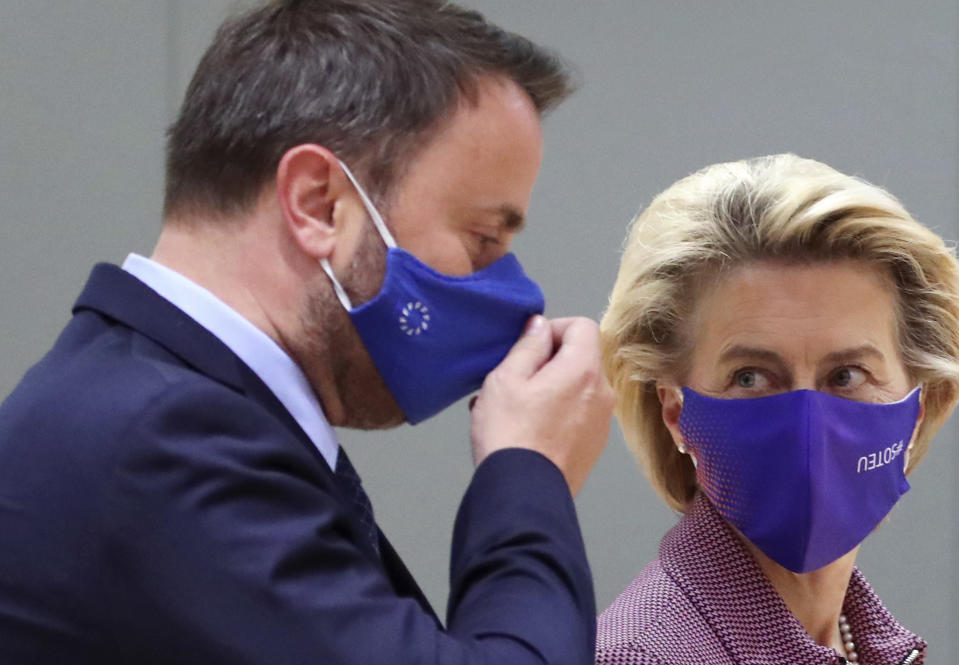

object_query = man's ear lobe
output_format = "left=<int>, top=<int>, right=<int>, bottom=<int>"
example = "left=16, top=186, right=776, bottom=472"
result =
left=275, top=144, right=344, bottom=260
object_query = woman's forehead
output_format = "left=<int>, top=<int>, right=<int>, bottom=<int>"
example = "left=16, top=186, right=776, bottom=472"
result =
left=688, top=260, right=901, bottom=364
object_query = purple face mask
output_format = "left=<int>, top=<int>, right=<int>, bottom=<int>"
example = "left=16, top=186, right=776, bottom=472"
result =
left=678, top=387, right=922, bottom=573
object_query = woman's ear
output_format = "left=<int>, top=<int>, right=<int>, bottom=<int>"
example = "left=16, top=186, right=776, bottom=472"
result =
left=657, top=383, right=686, bottom=452
left=904, top=390, right=926, bottom=472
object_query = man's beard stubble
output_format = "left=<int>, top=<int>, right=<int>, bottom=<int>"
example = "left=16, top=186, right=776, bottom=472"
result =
left=299, top=223, right=406, bottom=430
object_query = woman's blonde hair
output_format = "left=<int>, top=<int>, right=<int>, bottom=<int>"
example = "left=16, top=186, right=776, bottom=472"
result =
left=601, top=154, right=959, bottom=512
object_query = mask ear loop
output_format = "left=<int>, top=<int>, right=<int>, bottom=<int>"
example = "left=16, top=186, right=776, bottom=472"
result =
left=673, top=387, right=698, bottom=468
left=320, top=160, right=400, bottom=311
left=903, top=384, right=924, bottom=471
left=337, top=160, right=398, bottom=249
left=320, top=258, right=354, bottom=310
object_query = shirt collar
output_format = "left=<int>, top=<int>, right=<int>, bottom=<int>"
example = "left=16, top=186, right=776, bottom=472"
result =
left=122, top=253, right=339, bottom=470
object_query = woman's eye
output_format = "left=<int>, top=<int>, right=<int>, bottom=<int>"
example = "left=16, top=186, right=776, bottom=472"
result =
left=726, top=368, right=776, bottom=398
left=733, top=369, right=764, bottom=389
left=736, top=371, right=755, bottom=388
left=831, top=366, right=866, bottom=389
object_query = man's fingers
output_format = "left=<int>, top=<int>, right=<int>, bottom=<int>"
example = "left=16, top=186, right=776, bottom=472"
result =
left=554, top=317, right=603, bottom=364
left=538, top=317, right=604, bottom=383
left=495, top=314, right=553, bottom=379
left=547, top=317, right=579, bottom=348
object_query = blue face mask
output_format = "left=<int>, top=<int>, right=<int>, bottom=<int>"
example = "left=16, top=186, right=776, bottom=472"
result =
left=678, top=386, right=922, bottom=573
left=319, top=161, right=545, bottom=424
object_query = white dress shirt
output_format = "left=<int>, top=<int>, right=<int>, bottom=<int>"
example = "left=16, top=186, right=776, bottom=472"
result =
left=122, top=253, right=339, bottom=470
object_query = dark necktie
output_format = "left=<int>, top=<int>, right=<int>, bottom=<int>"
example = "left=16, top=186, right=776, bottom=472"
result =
left=334, top=448, right=380, bottom=557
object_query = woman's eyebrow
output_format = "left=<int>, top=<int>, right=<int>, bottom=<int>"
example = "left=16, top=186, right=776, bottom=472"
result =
left=716, top=345, right=792, bottom=377
left=718, top=345, right=785, bottom=366
left=820, top=344, right=885, bottom=366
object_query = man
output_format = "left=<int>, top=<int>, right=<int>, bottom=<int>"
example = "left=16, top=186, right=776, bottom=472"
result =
left=0, top=1, right=613, bottom=663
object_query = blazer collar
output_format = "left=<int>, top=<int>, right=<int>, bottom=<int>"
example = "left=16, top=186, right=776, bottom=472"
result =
left=74, top=263, right=249, bottom=394
left=659, top=493, right=924, bottom=664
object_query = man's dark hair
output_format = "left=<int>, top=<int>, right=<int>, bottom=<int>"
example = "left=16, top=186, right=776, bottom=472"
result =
left=163, top=0, right=573, bottom=220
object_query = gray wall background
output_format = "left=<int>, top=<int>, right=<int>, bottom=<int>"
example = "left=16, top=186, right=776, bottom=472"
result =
left=2, top=0, right=957, bottom=654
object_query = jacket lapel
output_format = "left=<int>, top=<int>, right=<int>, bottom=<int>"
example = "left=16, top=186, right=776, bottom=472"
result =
left=73, top=263, right=438, bottom=619
left=660, top=494, right=924, bottom=665
left=660, top=494, right=835, bottom=664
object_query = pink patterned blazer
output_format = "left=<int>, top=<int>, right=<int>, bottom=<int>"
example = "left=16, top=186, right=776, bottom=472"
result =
left=596, top=493, right=926, bottom=665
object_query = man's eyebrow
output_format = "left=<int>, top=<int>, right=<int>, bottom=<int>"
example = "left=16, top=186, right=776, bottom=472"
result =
left=480, top=205, right=526, bottom=232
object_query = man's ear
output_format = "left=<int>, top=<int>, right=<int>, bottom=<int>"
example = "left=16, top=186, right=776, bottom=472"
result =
left=275, top=144, right=356, bottom=262
left=657, top=383, right=686, bottom=452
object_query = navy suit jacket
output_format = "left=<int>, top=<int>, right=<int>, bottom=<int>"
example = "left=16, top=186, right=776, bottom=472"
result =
left=0, top=264, right=596, bottom=664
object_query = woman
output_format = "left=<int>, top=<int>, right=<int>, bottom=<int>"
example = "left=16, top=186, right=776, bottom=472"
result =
left=597, top=154, right=959, bottom=665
